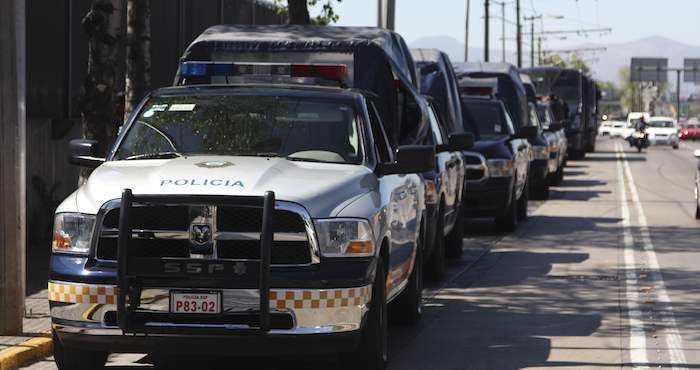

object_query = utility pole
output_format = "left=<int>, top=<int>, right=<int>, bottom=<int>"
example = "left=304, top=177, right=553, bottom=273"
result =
left=523, top=15, right=540, bottom=67
left=0, top=0, right=26, bottom=335
left=484, top=0, right=490, bottom=62
left=530, top=19, right=535, bottom=66
left=516, top=0, right=521, bottom=67
left=465, top=0, right=470, bottom=61
left=537, top=36, right=542, bottom=65
left=377, top=0, right=396, bottom=30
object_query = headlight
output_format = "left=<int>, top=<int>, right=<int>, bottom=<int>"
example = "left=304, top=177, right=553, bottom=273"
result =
left=424, top=179, right=438, bottom=205
left=314, top=219, right=375, bottom=257
left=486, top=159, right=514, bottom=177
left=532, top=145, right=549, bottom=160
left=52, top=213, right=95, bottom=255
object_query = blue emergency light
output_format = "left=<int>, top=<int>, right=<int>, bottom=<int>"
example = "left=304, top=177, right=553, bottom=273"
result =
left=180, top=62, right=236, bottom=77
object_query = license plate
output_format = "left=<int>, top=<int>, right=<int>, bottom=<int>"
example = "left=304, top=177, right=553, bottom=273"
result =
left=170, top=291, right=221, bottom=314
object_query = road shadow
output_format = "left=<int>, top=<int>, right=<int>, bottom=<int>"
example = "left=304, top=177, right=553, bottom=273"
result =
left=557, top=179, right=607, bottom=188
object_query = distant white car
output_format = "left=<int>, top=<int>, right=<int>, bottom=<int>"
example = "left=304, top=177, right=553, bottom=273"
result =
left=646, top=116, right=679, bottom=149
left=608, top=121, right=628, bottom=138
left=598, top=121, right=612, bottom=136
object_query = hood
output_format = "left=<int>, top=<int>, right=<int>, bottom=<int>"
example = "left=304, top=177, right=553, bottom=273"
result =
left=471, top=138, right=510, bottom=158
left=70, top=156, right=376, bottom=218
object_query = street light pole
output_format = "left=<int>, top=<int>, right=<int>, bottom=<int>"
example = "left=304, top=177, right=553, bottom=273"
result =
left=501, top=1, right=506, bottom=62
left=516, top=0, right=521, bottom=67
left=465, top=0, right=470, bottom=61
left=484, top=0, right=490, bottom=62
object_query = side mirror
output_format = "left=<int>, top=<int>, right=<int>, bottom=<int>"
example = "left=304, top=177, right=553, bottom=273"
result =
left=69, top=139, right=105, bottom=168
left=447, top=132, right=474, bottom=151
left=547, top=123, right=563, bottom=131
left=379, top=145, right=436, bottom=175
left=514, top=125, right=538, bottom=140
left=694, top=149, right=700, bottom=158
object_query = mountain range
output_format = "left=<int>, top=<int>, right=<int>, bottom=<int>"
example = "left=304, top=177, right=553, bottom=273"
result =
left=410, top=35, right=700, bottom=90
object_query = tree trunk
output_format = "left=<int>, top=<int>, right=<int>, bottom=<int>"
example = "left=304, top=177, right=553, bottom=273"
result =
left=80, top=0, right=122, bottom=182
left=124, top=0, right=151, bottom=121
left=287, top=0, right=311, bottom=24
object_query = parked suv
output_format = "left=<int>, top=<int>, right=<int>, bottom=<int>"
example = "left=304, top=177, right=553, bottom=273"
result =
left=422, top=101, right=470, bottom=279
left=50, top=83, right=434, bottom=370
left=461, top=95, right=535, bottom=231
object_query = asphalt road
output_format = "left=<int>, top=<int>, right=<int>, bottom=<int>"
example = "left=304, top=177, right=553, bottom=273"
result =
left=24, top=136, right=700, bottom=370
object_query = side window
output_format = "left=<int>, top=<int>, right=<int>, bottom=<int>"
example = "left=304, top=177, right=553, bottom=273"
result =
left=368, top=101, right=394, bottom=163
left=502, top=106, right=516, bottom=135
left=427, top=105, right=445, bottom=145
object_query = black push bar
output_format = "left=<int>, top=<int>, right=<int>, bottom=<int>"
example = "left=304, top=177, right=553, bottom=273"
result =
left=116, top=189, right=275, bottom=333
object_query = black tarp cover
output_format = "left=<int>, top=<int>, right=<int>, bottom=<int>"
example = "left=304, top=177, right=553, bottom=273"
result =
left=175, top=25, right=427, bottom=146
left=412, top=48, right=464, bottom=135
left=454, top=62, right=530, bottom=129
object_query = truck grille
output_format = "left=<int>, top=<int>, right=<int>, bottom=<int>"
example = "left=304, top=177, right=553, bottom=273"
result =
left=95, top=202, right=315, bottom=265
left=463, top=152, right=487, bottom=181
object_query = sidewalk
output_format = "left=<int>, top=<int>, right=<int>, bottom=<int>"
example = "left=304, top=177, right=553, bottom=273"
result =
left=0, top=290, right=52, bottom=370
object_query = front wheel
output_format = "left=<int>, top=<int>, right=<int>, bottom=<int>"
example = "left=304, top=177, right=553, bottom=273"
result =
left=673, top=144, right=679, bottom=150
left=53, top=331, right=108, bottom=370
left=517, top=180, right=529, bottom=221
left=391, top=234, right=423, bottom=324
left=445, top=202, right=465, bottom=259
left=351, top=262, right=388, bottom=370
left=696, top=205, right=700, bottom=220
left=496, top=184, right=518, bottom=232
left=426, top=209, right=445, bottom=281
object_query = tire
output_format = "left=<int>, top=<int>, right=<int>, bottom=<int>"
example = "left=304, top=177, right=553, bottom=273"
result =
left=496, top=184, right=518, bottom=232
left=551, top=165, right=564, bottom=186
left=637, top=146, right=642, bottom=153
left=53, top=331, right=108, bottom=370
left=353, top=262, right=388, bottom=370
left=445, top=203, right=465, bottom=259
left=426, top=208, right=445, bottom=281
left=696, top=205, right=700, bottom=220
left=673, top=144, right=679, bottom=150
left=531, top=177, right=549, bottom=200
left=391, top=235, right=423, bottom=324
left=517, top=179, right=529, bottom=221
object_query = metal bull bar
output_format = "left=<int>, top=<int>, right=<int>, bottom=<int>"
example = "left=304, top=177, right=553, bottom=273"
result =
left=116, top=189, right=275, bottom=334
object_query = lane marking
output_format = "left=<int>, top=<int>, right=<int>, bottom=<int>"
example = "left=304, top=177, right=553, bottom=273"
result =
left=619, top=145, right=689, bottom=370
left=616, top=141, right=649, bottom=369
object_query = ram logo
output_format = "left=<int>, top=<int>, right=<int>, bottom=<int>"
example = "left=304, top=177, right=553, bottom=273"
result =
left=190, top=224, right=212, bottom=245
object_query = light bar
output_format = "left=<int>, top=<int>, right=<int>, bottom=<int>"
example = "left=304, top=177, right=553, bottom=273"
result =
left=180, top=61, right=347, bottom=82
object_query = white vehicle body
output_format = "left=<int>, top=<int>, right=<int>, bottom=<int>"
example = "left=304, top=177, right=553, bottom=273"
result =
left=598, top=121, right=612, bottom=136
left=608, top=121, right=628, bottom=138
left=646, top=116, right=679, bottom=147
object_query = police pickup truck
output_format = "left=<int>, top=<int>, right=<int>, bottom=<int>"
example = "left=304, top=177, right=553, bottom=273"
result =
left=49, top=65, right=433, bottom=369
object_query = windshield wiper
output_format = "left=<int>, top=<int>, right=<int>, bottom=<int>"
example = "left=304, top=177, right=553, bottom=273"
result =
left=125, top=151, right=182, bottom=160
left=285, top=156, right=328, bottom=163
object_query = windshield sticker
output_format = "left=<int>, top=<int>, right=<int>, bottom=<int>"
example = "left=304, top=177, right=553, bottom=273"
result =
left=169, top=104, right=196, bottom=112
left=494, top=124, right=502, bottom=133
left=142, top=104, right=168, bottom=118
left=160, top=179, right=244, bottom=188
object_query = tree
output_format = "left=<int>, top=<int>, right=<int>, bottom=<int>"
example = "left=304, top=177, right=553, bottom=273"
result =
left=124, top=0, right=151, bottom=121
left=80, top=0, right=122, bottom=180
left=275, top=0, right=342, bottom=25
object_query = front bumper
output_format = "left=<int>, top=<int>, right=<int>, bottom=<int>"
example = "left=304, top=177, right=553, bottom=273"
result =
left=464, top=176, right=513, bottom=217
left=50, top=280, right=370, bottom=354
left=649, top=136, right=678, bottom=145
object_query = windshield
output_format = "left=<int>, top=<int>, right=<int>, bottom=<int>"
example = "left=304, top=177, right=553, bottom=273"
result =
left=648, top=120, right=675, bottom=128
left=114, top=94, right=363, bottom=164
left=535, top=104, right=552, bottom=129
left=462, top=100, right=514, bottom=140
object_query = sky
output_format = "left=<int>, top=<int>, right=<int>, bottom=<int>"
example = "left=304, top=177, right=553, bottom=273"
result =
left=311, top=0, right=700, bottom=51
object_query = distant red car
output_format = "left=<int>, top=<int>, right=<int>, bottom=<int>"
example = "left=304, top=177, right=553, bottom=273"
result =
left=680, top=123, right=700, bottom=141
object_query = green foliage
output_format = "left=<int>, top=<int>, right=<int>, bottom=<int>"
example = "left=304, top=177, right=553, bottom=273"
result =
left=274, top=0, right=342, bottom=25
left=542, top=53, right=590, bottom=74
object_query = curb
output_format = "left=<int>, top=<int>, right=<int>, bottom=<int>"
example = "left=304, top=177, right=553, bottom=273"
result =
left=0, top=337, right=52, bottom=370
